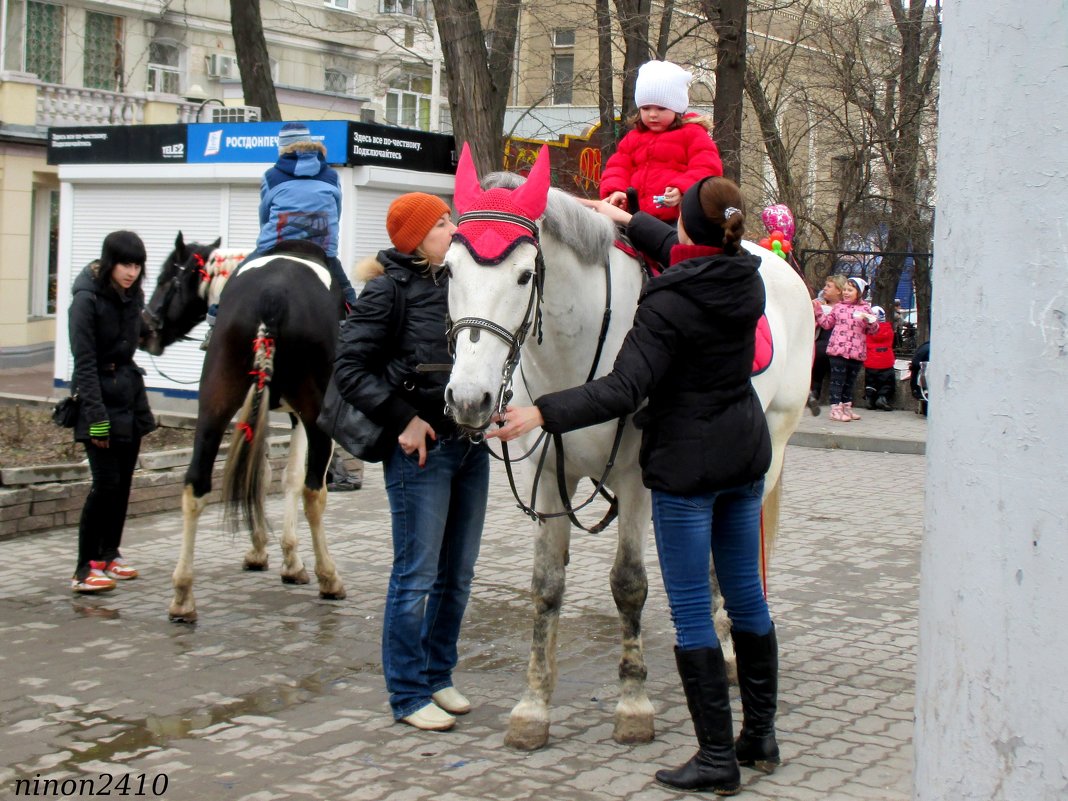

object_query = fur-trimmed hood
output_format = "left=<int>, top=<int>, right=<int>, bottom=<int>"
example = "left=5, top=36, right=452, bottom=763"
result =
left=355, top=254, right=385, bottom=282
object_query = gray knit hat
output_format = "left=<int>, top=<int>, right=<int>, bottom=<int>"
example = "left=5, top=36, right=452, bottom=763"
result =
left=278, top=122, right=312, bottom=153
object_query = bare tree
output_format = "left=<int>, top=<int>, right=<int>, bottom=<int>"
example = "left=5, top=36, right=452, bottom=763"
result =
left=431, top=0, right=521, bottom=175
left=230, top=0, right=282, bottom=121
left=699, top=0, right=748, bottom=183
left=825, top=0, right=941, bottom=338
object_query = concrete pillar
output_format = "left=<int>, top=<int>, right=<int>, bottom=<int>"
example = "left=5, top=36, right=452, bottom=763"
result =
left=914, top=3, right=1068, bottom=800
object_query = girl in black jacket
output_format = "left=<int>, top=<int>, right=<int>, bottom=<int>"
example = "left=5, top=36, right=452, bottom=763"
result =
left=68, top=231, right=157, bottom=593
left=491, top=177, right=780, bottom=794
left=334, top=193, right=489, bottom=733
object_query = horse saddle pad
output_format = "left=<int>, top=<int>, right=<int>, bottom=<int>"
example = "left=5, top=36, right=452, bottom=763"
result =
left=752, top=315, right=773, bottom=376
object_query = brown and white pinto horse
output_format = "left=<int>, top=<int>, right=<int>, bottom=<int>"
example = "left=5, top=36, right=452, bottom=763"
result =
left=143, top=233, right=347, bottom=622
left=442, top=145, right=813, bottom=749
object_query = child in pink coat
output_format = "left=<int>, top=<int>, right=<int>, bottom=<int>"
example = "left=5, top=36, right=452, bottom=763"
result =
left=813, top=276, right=878, bottom=421
left=599, top=60, right=723, bottom=224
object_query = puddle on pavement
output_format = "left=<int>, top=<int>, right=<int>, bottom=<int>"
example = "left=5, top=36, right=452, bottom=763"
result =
left=56, top=669, right=347, bottom=769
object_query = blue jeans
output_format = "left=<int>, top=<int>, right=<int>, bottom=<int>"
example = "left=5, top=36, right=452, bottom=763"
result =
left=382, top=436, right=489, bottom=718
left=651, top=478, right=772, bottom=650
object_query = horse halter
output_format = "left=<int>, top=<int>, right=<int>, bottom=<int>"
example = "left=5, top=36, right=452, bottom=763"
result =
left=446, top=209, right=546, bottom=429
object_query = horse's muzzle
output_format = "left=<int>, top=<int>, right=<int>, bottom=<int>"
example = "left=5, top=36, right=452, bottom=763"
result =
left=444, top=383, right=495, bottom=431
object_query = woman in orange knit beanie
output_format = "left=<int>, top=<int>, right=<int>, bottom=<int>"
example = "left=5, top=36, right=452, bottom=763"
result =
left=334, top=191, right=489, bottom=732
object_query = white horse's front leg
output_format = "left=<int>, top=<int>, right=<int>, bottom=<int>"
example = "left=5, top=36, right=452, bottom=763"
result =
left=170, top=486, right=208, bottom=622
left=506, top=511, right=573, bottom=750
left=279, top=425, right=309, bottom=585
left=610, top=477, right=655, bottom=744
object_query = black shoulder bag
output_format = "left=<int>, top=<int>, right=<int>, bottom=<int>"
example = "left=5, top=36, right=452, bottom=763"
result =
left=52, top=391, right=81, bottom=428
left=318, top=277, right=405, bottom=463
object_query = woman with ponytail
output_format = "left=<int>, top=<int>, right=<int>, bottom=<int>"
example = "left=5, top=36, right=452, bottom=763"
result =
left=490, top=176, right=780, bottom=795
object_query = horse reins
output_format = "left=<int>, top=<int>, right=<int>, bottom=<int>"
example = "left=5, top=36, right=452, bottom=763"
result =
left=448, top=209, right=626, bottom=534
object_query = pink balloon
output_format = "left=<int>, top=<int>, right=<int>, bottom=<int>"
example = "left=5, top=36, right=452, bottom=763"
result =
left=761, top=204, right=795, bottom=241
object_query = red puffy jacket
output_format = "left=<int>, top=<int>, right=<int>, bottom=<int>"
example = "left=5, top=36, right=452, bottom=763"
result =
left=864, top=322, right=896, bottom=369
left=599, top=120, right=723, bottom=221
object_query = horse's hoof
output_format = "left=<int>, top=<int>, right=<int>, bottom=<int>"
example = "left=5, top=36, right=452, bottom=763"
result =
left=243, top=558, right=268, bottom=571
left=505, top=703, right=550, bottom=750
left=613, top=701, right=656, bottom=744
left=318, top=580, right=346, bottom=600
left=168, top=606, right=197, bottom=624
left=281, top=568, right=310, bottom=585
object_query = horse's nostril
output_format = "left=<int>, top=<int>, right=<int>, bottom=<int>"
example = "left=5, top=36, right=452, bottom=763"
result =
left=445, top=387, right=455, bottom=407
left=481, top=392, right=492, bottom=410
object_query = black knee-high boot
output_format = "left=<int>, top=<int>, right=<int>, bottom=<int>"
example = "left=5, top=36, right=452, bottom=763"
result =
left=655, top=646, right=741, bottom=795
left=732, top=625, right=781, bottom=773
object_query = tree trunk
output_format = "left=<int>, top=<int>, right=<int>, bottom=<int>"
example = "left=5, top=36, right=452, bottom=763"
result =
left=433, top=0, right=520, bottom=175
left=595, top=0, right=618, bottom=155
left=613, top=0, right=652, bottom=118
left=229, top=0, right=281, bottom=121
left=706, top=0, right=747, bottom=182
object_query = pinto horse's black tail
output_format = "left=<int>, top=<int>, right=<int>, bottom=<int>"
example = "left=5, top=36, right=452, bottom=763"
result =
left=222, top=303, right=282, bottom=534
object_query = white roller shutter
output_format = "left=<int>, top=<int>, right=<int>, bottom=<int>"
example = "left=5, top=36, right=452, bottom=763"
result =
left=58, top=185, right=222, bottom=396
left=226, top=185, right=262, bottom=252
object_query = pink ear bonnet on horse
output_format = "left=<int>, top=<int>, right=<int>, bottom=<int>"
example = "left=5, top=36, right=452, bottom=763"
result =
left=761, top=204, right=795, bottom=241
left=453, top=143, right=551, bottom=265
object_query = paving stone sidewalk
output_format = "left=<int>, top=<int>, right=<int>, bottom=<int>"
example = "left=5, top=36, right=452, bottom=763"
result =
left=0, top=443, right=923, bottom=801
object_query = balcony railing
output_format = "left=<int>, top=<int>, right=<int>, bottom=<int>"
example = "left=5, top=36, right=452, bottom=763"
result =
left=35, top=83, right=203, bottom=127
left=37, top=84, right=145, bottom=126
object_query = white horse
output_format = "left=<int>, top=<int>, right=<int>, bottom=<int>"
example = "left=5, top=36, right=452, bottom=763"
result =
left=444, top=144, right=813, bottom=750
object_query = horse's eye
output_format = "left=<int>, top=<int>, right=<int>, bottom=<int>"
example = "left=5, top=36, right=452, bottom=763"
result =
left=517, top=270, right=534, bottom=286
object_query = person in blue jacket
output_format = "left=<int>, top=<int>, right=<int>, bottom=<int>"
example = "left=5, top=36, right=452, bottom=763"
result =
left=202, top=122, right=355, bottom=349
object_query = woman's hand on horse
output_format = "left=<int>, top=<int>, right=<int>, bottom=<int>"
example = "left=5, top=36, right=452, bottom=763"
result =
left=399, top=416, right=436, bottom=467
left=603, top=191, right=628, bottom=210
left=487, top=405, right=544, bottom=442
left=579, top=197, right=633, bottom=226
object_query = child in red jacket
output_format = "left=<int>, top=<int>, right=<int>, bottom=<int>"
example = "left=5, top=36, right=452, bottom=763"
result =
left=600, top=60, right=723, bottom=223
left=863, top=306, right=897, bottom=411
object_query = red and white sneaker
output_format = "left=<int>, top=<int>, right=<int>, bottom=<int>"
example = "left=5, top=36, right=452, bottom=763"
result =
left=72, top=561, right=117, bottom=594
left=105, top=558, right=138, bottom=580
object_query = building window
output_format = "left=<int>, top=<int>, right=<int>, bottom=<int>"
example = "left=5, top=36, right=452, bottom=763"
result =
left=84, top=11, right=124, bottom=91
left=25, top=1, right=63, bottom=84
left=325, top=0, right=351, bottom=10
left=385, top=75, right=432, bottom=131
left=554, top=28, right=576, bottom=47
left=552, top=54, right=574, bottom=105
left=30, top=188, right=59, bottom=317
left=324, top=68, right=350, bottom=94
left=381, top=0, right=433, bottom=20
left=147, top=41, right=180, bottom=94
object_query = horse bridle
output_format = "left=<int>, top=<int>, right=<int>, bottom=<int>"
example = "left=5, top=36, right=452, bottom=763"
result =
left=446, top=210, right=546, bottom=430
left=446, top=209, right=625, bottom=534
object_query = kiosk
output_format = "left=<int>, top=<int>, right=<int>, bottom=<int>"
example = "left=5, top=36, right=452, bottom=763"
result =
left=49, top=121, right=456, bottom=398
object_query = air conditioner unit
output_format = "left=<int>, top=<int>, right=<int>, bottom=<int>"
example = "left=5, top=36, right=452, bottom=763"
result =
left=211, top=105, right=261, bottom=123
left=207, top=54, right=239, bottom=79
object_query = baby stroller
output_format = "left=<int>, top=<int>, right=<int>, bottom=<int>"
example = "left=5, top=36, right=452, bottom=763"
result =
left=909, top=341, right=930, bottom=416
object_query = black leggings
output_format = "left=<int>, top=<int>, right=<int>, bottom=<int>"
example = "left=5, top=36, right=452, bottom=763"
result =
left=75, top=437, right=140, bottom=579
left=828, top=356, right=863, bottom=405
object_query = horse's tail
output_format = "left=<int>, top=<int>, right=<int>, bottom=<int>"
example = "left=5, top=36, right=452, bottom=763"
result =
left=221, top=319, right=277, bottom=534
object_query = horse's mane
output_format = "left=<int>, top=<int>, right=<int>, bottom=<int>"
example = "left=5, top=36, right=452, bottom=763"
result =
left=482, top=172, right=616, bottom=266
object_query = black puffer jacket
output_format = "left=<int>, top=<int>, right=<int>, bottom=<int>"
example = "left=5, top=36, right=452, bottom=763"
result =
left=68, top=263, right=156, bottom=443
left=334, top=249, right=457, bottom=440
left=536, top=213, right=771, bottom=495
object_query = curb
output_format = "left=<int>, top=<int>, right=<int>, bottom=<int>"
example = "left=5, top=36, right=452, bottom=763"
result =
left=788, top=430, right=925, bottom=456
